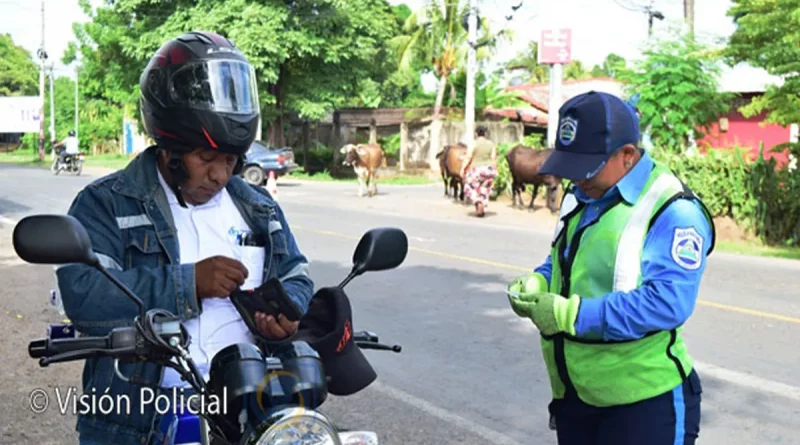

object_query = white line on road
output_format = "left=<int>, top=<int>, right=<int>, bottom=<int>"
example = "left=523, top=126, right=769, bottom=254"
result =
left=0, top=216, right=18, bottom=227
left=369, top=380, right=526, bottom=445
left=693, top=360, right=800, bottom=402
left=482, top=307, right=800, bottom=403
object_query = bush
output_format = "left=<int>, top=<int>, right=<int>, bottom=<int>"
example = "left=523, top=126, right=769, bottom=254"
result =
left=654, top=145, right=800, bottom=247
left=491, top=142, right=514, bottom=199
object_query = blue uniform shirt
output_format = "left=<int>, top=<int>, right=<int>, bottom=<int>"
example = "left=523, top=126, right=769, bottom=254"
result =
left=534, top=151, right=713, bottom=341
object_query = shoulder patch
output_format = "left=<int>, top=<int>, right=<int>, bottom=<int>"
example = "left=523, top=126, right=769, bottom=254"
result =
left=671, top=227, right=704, bottom=270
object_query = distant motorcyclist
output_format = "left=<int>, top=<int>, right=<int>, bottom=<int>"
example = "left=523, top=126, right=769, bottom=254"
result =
left=55, top=130, right=80, bottom=166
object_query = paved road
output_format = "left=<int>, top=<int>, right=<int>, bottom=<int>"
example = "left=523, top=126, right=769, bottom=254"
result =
left=1, top=163, right=800, bottom=445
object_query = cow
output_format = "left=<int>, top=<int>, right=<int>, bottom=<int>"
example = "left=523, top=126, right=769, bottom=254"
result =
left=435, top=142, right=467, bottom=201
left=340, top=143, right=385, bottom=197
left=505, top=145, right=561, bottom=214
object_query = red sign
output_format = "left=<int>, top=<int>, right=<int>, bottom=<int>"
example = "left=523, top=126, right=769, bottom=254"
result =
left=538, top=28, right=572, bottom=65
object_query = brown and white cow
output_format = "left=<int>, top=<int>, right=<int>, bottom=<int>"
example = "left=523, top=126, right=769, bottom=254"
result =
left=340, top=143, right=385, bottom=197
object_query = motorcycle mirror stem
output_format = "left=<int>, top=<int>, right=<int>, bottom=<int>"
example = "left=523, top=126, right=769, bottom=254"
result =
left=87, top=257, right=147, bottom=321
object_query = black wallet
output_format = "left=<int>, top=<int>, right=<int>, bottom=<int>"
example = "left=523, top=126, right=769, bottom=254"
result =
left=230, top=278, right=302, bottom=336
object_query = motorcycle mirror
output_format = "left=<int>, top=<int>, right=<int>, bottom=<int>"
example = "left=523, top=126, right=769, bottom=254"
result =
left=12, top=214, right=148, bottom=319
left=351, top=228, right=408, bottom=275
left=13, top=214, right=98, bottom=266
left=338, top=227, right=407, bottom=289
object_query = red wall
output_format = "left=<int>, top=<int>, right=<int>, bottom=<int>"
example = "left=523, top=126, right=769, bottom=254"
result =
left=695, top=93, right=790, bottom=166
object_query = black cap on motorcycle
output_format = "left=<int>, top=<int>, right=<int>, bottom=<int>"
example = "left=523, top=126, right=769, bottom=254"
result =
left=294, top=287, right=377, bottom=396
left=139, top=30, right=260, bottom=207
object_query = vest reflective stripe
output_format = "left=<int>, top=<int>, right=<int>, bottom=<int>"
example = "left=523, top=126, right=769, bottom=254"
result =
left=544, top=164, right=704, bottom=407
left=613, top=173, right=683, bottom=292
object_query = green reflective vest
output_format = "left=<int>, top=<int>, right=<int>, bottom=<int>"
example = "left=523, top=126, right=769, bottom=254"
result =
left=543, top=162, right=713, bottom=407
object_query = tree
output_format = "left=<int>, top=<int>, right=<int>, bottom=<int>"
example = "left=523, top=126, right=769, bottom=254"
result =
left=563, top=60, right=590, bottom=80
left=506, top=41, right=548, bottom=84
left=0, top=34, right=38, bottom=96
left=391, top=0, right=507, bottom=120
left=65, top=0, right=404, bottom=148
left=620, top=30, right=732, bottom=153
left=725, top=0, right=800, bottom=128
left=590, top=53, right=627, bottom=78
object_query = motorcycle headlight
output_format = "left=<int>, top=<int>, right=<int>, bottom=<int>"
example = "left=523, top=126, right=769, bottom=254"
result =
left=255, top=408, right=341, bottom=445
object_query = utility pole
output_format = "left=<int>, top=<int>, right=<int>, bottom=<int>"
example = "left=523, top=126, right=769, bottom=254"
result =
left=684, top=0, right=694, bottom=37
left=37, top=0, right=46, bottom=162
left=546, top=63, right=562, bottom=148
left=464, top=0, right=477, bottom=152
left=48, top=64, right=56, bottom=148
left=74, top=64, right=79, bottom=138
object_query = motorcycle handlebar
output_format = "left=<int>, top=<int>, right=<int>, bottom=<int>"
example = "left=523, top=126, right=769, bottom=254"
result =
left=29, top=326, right=140, bottom=361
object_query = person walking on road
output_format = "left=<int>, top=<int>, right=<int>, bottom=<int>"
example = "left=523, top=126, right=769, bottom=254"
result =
left=505, top=90, right=715, bottom=445
left=460, top=125, right=497, bottom=217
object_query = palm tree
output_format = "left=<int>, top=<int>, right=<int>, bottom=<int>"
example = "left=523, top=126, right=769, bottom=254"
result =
left=390, top=0, right=503, bottom=120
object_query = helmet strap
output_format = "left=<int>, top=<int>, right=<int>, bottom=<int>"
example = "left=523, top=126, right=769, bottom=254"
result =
left=164, top=149, right=190, bottom=208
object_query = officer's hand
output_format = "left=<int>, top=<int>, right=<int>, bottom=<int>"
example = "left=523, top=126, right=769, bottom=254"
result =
left=195, top=256, right=249, bottom=299
left=255, top=312, right=299, bottom=340
left=510, top=292, right=581, bottom=336
left=507, top=272, right=548, bottom=317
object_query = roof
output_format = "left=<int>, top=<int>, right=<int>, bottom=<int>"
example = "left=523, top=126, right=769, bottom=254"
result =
left=506, top=77, right=626, bottom=112
left=486, top=77, right=626, bottom=125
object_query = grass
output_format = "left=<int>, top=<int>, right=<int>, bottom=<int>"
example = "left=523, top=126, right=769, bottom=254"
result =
left=287, top=168, right=436, bottom=185
left=715, top=240, right=800, bottom=260
left=0, top=150, right=133, bottom=170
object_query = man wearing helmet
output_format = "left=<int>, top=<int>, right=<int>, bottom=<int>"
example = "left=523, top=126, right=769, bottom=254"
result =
left=55, top=129, right=80, bottom=166
left=54, top=31, right=314, bottom=445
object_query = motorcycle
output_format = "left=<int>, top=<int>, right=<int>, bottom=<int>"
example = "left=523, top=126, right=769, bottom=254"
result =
left=51, top=145, right=85, bottom=175
left=14, top=214, right=408, bottom=445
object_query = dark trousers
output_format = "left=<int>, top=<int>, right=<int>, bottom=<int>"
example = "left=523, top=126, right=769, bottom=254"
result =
left=550, top=369, right=702, bottom=445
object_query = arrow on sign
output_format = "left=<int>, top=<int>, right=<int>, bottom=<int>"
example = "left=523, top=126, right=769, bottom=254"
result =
left=558, top=50, right=569, bottom=61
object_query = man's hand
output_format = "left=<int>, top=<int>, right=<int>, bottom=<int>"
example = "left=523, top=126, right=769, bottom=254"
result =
left=195, top=256, right=249, bottom=299
left=255, top=312, right=299, bottom=340
left=508, top=292, right=581, bottom=336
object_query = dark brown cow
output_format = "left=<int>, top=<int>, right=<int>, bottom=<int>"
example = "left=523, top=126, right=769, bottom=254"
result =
left=435, top=143, right=467, bottom=201
left=505, top=145, right=561, bottom=213
left=341, top=143, right=385, bottom=197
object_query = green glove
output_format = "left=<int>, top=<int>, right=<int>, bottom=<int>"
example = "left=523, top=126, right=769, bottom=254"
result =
left=507, top=272, right=549, bottom=318
left=507, top=272, right=548, bottom=295
left=508, top=292, right=581, bottom=336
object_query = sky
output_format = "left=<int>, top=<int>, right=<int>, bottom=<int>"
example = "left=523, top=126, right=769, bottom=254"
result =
left=0, top=0, right=745, bottom=87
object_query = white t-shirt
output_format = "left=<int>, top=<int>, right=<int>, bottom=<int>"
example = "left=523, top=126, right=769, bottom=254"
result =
left=64, top=136, right=80, bottom=154
left=156, top=168, right=266, bottom=388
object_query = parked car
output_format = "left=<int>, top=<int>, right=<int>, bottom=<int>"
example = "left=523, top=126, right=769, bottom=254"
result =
left=240, top=140, right=298, bottom=185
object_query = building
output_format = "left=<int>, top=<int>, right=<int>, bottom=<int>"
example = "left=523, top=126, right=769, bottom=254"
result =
left=484, top=77, right=628, bottom=138
left=694, top=64, right=793, bottom=167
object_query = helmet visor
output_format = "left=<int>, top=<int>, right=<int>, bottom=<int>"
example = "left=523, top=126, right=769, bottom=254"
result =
left=169, top=60, right=259, bottom=114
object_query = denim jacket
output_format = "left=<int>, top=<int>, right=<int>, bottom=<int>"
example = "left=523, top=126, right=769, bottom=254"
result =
left=55, top=146, right=314, bottom=445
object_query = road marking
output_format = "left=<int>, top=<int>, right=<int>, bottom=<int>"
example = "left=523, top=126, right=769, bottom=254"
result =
left=0, top=216, right=18, bottom=227
left=693, top=361, right=800, bottom=402
left=481, top=307, right=800, bottom=402
left=369, top=381, right=525, bottom=445
left=295, top=226, right=800, bottom=325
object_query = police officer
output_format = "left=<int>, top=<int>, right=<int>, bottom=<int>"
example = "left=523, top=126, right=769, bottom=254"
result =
left=506, top=91, right=714, bottom=445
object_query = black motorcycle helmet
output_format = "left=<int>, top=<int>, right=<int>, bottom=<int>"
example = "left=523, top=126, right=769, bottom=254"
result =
left=139, top=30, right=260, bottom=207
left=68, top=130, right=75, bottom=137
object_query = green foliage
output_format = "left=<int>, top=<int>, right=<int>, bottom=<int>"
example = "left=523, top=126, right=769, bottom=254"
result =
left=390, top=0, right=509, bottom=117
left=490, top=141, right=514, bottom=199
left=0, top=34, right=38, bottom=96
left=654, top=147, right=800, bottom=247
left=725, top=0, right=800, bottom=126
left=590, top=53, right=627, bottom=78
left=379, top=133, right=401, bottom=159
left=620, top=30, right=732, bottom=154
